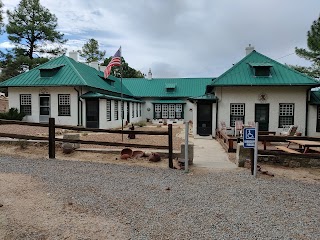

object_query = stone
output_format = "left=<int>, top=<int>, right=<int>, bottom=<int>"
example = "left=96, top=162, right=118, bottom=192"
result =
left=289, top=161, right=301, bottom=168
left=62, top=143, right=74, bottom=154
left=308, top=159, right=320, bottom=167
left=63, top=133, right=80, bottom=149
left=121, top=154, right=131, bottom=160
left=149, top=152, right=161, bottom=162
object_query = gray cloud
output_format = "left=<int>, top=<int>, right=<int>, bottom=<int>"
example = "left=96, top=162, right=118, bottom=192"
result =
left=2, top=0, right=320, bottom=77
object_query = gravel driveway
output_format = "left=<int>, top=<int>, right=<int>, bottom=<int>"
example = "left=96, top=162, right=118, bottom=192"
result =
left=0, top=156, right=319, bottom=239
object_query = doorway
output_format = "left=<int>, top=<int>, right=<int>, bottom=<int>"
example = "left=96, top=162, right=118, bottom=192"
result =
left=197, top=103, right=212, bottom=136
left=39, top=95, right=50, bottom=123
left=255, top=104, right=269, bottom=131
left=86, top=99, right=99, bottom=128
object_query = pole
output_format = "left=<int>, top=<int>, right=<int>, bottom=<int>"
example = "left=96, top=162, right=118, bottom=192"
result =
left=120, top=46, right=124, bottom=142
left=48, top=118, right=55, bottom=159
left=253, top=122, right=259, bottom=177
left=168, top=124, right=173, bottom=168
left=185, top=121, right=189, bottom=173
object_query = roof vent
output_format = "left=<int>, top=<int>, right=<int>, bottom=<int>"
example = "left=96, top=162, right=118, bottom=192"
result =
left=245, top=44, right=255, bottom=55
left=147, top=68, right=152, bottom=80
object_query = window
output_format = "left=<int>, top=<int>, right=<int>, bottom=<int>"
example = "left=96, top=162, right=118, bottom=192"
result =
left=254, top=67, right=271, bottom=77
left=106, top=100, right=111, bottom=121
left=136, top=103, right=138, bottom=117
left=139, top=103, right=142, bottom=116
left=58, top=94, right=70, bottom=116
left=20, top=94, right=32, bottom=115
left=279, top=103, right=294, bottom=127
left=121, top=101, right=124, bottom=120
left=153, top=103, right=184, bottom=119
left=169, top=104, right=175, bottom=118
left=132, top=103, right=134, bottom=118
left=176, top=104, right=183, bottom=119
left=114, top=100, right=118, bottom=120
left=162, top=104, right=168, bottom=118
left=230, top=103, right=245, bottom=127
left=317, top=106, right=320, bottom=132
left=155, top=104, right=161, bottom=119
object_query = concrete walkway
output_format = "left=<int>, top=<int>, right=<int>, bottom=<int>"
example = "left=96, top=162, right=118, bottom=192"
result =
left=191, top=138, right=237, bottom=169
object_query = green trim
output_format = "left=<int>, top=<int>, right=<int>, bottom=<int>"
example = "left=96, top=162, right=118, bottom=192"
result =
left=80, top=92, right=144, bottom=103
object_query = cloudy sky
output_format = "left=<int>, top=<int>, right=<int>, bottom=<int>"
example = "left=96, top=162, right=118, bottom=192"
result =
left=1, top=0, right=320, bottom=78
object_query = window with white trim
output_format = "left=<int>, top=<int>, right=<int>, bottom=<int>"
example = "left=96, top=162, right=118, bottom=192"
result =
left=106, top=100, right=111, bottom=121
left=230, top=103, right=245, bottom=127
left=58, top=94, right=70, bottom=116
left=20, top=94, right=32, bottom=115
left=136, top=103, right=138, bottom=117
left=155, top=104, right=161, bottom=119
left=162, top=104, right=168, bottom=118
left=169, top=104, right=175, bottom=118
left=114, top=100, right=118, bottom=120
left=132, top=103, right=134, bottom=118
left=279, top=103, right=294, bottom=127
left=176, top=104, right=182, bottom=119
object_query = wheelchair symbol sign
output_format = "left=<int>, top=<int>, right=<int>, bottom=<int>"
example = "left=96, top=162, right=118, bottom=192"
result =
left=243, top=128, right=256, bottom=148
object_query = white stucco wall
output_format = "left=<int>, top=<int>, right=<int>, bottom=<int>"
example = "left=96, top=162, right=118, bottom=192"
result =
left=8, top=87, right=78, bottom=125
left=215, top=86, right=309, bottom=135
left=307, top=105, right=320, bottom=137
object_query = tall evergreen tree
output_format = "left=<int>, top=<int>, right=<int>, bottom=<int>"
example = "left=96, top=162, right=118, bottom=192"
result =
left=78, top=39, right=106, bottom=63
left=294, top=15, right=320, bottom=78
left=0, top=0, right=4, bottom=34
left=6, top=0, right=67, bottom=69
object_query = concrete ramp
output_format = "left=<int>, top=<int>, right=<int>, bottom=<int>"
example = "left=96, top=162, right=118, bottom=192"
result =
left=192, top=138, right=236, bottom=169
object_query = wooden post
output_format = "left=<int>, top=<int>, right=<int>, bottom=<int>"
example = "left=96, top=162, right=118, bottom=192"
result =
left=168, top=124, right=173, bottom=169
left=49, top=118, right=55, bottom=159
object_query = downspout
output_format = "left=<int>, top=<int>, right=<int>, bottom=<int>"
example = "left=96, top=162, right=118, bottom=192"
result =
left=74, top=87, right=82, bottom=126
left=215, top=100, right=219, bottom=137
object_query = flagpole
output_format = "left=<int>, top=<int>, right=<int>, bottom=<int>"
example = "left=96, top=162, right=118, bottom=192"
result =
left=120, top=46, right=124, bottom=142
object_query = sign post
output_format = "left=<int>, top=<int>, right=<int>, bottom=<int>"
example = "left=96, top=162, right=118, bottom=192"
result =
left=243, top=123, right=259, bottom=177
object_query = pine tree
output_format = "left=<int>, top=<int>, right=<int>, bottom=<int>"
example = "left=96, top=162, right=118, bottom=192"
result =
left=294, top=15, right=320, bottom=78
left=78, top=39, right=106, bottom=63
left=6, top=0, right=67, bottom=69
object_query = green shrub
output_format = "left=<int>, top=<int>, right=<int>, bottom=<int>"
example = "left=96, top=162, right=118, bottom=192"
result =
left=0, top=108, right=26, bottom=121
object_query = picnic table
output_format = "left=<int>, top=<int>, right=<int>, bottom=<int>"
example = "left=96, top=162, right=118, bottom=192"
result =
left=286, top=140, right=320, bottom=154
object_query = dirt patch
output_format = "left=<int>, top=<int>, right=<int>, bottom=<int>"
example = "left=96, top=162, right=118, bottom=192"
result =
left=0, top=173, right=130, bottom=239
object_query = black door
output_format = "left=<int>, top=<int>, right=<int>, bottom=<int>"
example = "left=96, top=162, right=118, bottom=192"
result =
left=86, top=99, right=99, bottom=128
left=197, top=103, right=212, bottom=136
left=255, top=104, right=269, bottom=131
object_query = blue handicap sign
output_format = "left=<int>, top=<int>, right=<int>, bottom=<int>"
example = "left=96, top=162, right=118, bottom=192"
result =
left=243, top=128, right=255, bottom=148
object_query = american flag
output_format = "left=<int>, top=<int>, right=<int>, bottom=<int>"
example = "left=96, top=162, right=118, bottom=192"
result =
left=104, top=47, right=122, bottom=78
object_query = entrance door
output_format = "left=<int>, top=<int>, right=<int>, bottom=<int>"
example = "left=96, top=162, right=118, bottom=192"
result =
left=255, top=104, right=269, bottom=131
left=86, top=99, right=99, bottom=128
left=39, top=95, right=50, bottom=123
left=197, top=103, right=212, bottom=136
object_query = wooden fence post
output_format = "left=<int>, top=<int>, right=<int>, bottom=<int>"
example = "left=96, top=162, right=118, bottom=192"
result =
left=168, top=124, right=173, bottom=169
left=49, top=118, right=55, bottom=159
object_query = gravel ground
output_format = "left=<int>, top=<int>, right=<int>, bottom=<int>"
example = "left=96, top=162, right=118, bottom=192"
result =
left=0, top=156, right=319, bottom=239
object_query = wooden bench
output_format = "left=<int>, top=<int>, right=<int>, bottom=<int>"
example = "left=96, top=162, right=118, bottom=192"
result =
left=275, top=145, right=301, bottom=154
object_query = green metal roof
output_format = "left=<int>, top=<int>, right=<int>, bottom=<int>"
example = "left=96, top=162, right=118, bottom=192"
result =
left=151, top=99, right=185, bottom=104
left=188, top=93, right=217, bottom=102
left=310, top=90, right=320, bottom=105
left=211, top=51, right=320, bottom=87
left=122, top=78, right=214, bottom=97
left=0, top=55, right=133, bottom=97
left=165, top=83, right=176, bottom=88
left=81, top=92, right=144, bottom=103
